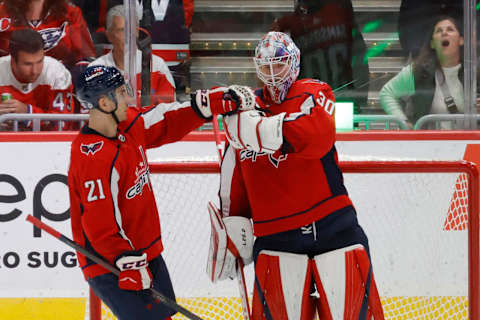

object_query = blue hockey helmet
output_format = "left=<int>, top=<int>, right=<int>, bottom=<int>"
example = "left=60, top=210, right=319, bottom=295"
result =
left=76, top=65, right=126, bottom=110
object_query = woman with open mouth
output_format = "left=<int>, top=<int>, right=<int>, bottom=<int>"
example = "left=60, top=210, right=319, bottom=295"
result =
left=379, top=15, right=476, bottom=130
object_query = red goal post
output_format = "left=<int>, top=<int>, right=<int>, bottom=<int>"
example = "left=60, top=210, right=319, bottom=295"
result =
left=89, top=159, right=480, bottom=320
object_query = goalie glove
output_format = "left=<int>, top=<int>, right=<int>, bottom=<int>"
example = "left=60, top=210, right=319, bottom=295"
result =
left=191, top=85, right=257, bottom=119
left=224, top=110, right=286, bottom=154
left=206, top=202, right=254, bottom=282
left=115, top=252, right=152, bottom=291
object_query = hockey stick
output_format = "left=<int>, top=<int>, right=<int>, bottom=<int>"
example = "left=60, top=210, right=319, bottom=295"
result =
left=25, top=215, right=203, bottom=320
left=211, top=115, right=252, bottom=320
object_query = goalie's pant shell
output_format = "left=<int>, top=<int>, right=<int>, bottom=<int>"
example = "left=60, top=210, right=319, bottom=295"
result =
left=87, top=254, right=176, bottom=320
left=252, top=206, right=381, bottom=320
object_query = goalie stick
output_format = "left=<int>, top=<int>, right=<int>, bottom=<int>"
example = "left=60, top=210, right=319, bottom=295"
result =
left=211, top=114, right=252, bottom=320
left=25, top=215, right=203, bottom=320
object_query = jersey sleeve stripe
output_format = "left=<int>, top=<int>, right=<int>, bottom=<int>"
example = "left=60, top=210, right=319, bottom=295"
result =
left=141, top=101, right=191, bottom=129
left=284, top=95, right=316, bottom=122
left=111, top=167, right=135, bottom=249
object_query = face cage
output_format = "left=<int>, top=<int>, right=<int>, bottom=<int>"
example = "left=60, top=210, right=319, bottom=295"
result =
left=254, top=54, right=294, bottom=87
left=254, top=55, right=295, bottom=103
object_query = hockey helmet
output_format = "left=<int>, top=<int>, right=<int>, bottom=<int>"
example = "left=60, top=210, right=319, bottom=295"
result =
left=76, top=65, right=127, bottom=110
left=253, top=31, right=300, bottom=104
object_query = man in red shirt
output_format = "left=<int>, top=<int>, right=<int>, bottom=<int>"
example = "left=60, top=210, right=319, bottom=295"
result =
left=69, top=65, right=251, bottom=319
left=208, top=32, right=384, bottom=320
left=0, top=29, right=73, bottom=131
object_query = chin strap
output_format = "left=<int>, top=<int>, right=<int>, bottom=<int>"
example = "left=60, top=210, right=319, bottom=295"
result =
left=96, top=93, right=120, bottom=124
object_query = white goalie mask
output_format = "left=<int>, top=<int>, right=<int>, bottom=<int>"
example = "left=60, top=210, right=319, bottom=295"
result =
left=253, top=32, right=300, bottom=104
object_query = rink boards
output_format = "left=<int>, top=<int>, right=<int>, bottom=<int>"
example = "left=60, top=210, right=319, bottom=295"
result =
left=1, top=131, right=480, bottom=319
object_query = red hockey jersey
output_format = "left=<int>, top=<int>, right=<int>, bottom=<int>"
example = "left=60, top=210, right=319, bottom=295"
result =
left=68, top=103, right=204, bottom=279
left=220, top=79, right=353, bottom=236
left=0, top=55, right=73, bottom=130
left=0, top=2, right=95, bottom=69
left=89, top=50, right=176, bottom=106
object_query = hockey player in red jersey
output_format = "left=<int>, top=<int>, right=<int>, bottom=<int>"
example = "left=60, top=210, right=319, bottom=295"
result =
left=207, top=32, right=385, bottom=319
left=0, top=0, right=96, bottom=71
left=68, top=65, right=253, bottom=319
left=0, top=29, right=73, bottom=131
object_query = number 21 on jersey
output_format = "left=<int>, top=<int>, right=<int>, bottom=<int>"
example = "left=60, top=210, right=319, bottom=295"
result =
left=84, top=179, right=105, bottom=202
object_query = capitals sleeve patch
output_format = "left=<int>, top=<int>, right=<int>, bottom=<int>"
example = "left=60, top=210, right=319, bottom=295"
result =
left=80, top=141, right=104, bottom=155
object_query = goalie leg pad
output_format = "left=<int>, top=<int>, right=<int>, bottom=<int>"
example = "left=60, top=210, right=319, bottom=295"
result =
left=252, top=250, right=316, bottom=320
left=312, top=244, right=384, bottom=320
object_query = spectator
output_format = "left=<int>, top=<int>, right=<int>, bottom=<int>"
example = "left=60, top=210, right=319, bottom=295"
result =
left=88, top=5, right=175, bottom=107
left=398, top=0, right=463, bottom=59
left=0, top=0, right=96, bottom=72
left=72, top=0, right=122, bottom=55
left=76, top=0, right=193, bottom=97
left=271, top=0, right=370, bottom=113
left=0, top=29, right=73, bottom=131
left=380, top=15, right=477, bottom=129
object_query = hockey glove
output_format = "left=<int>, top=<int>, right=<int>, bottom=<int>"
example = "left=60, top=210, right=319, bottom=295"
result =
left=206, top=202, right=254, bottom=282
left=191, top=85, right=257, bottom=119
left=115, top=252, right=152, bottom=291
left=224, top=110, right=286, bottom=154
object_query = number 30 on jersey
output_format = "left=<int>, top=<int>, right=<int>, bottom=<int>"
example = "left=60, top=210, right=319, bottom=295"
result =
left=316, top=91, right=335, bottom=115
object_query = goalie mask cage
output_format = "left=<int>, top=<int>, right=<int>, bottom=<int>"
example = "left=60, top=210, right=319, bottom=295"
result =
left=87, top=160, right=480, bottom=320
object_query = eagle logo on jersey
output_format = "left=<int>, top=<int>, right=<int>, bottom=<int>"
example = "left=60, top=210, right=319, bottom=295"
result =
left=80, top=141, right=104, bottom=155
left=38, top=21, right=67, bottom=51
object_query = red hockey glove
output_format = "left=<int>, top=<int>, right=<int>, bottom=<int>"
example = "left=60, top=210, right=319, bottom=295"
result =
left=115, top=252, right=152, bottom=291
left=191, top=85, right=257, bottom=119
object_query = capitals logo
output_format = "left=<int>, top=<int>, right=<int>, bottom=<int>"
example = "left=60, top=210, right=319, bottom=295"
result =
left=126, top=146, right=152, bottom=199
left=80, top=141, right=104, bottom=155
left=126, top=161, right=151, bottom=199
left=38, top=21, right=67, bottom=51
left=240, top=149, right=287, bottom=168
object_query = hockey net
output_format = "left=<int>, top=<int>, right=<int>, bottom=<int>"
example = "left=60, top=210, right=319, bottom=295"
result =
left=87, top=160, right=479, bottom=320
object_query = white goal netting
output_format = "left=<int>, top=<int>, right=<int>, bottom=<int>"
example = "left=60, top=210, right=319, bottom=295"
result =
left=88, top=160, right=478, bottom=320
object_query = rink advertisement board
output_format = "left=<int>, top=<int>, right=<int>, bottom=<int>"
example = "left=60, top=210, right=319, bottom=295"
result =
left=1, top=131, right=480, bottom=304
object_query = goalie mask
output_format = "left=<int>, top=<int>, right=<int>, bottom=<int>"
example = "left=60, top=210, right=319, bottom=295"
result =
left=254, top=32, right=300, bottom=104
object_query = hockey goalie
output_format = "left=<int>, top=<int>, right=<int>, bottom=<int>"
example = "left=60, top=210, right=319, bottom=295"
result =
left=206, top=31, right=385, bottom=320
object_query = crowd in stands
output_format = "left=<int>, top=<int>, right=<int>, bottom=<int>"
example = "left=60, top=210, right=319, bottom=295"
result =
left=0, top=0, right=185, bottom=131
left=0, top=0, right=477, bottom=131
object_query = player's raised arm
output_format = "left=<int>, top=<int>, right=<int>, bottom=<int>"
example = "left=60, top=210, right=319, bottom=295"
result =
left=138, top=85, right=257, bottom=149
